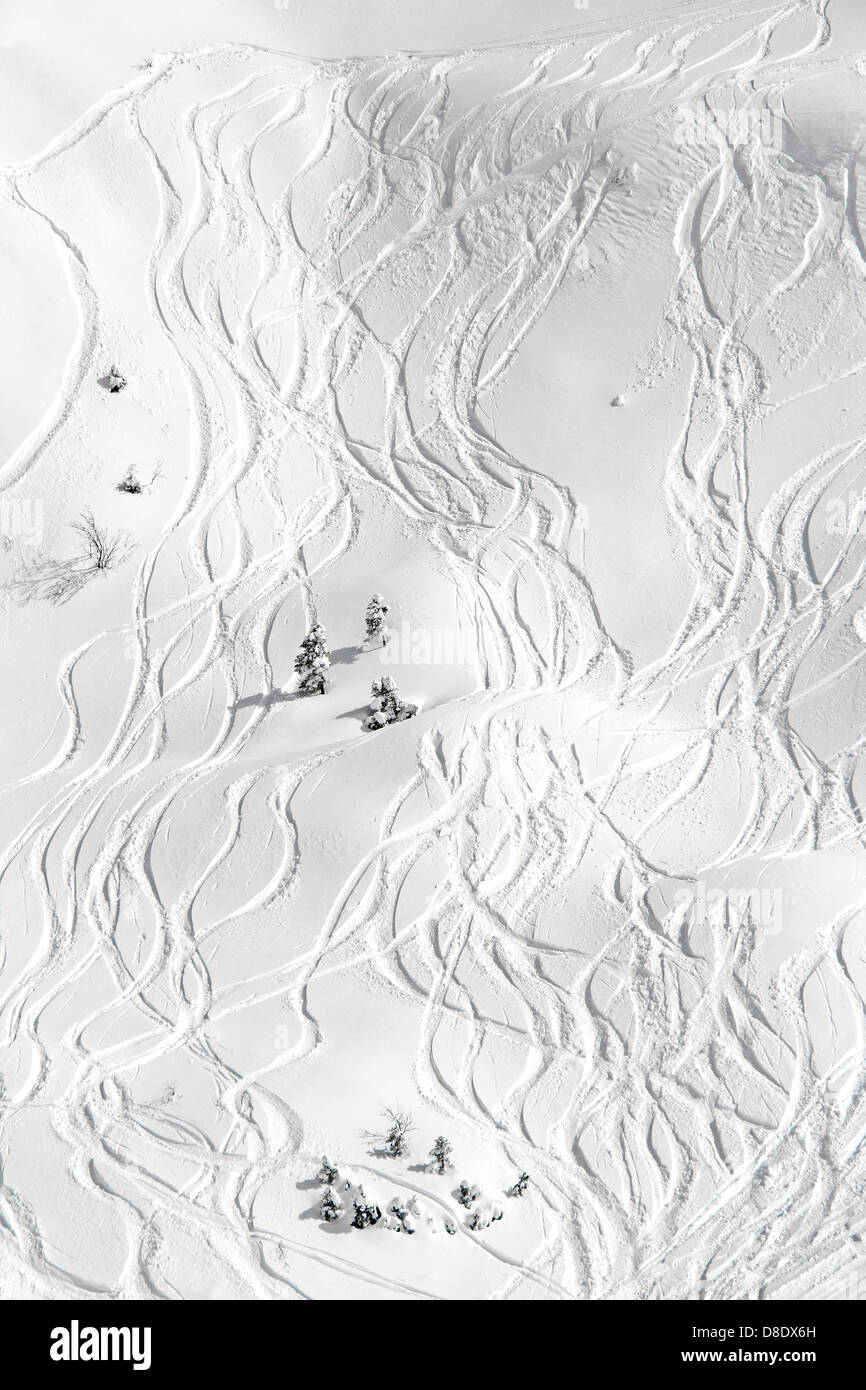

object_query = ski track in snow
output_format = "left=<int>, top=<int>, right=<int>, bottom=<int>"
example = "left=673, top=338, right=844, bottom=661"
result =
left=3, top=0, right=866, bottom=1299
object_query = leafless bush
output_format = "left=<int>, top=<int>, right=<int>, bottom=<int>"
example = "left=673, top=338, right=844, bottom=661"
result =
left=6, top=509, right=132, bottom=605
left=365, top=1106, right=415, bottom=1158
left=71, top=510, right=129, bottom=570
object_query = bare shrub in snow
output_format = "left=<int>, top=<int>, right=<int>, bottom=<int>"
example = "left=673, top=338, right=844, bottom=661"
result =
left=7, top=510, right=132, bottom=606
left=383, top=1108, right=414, bottom=1157
left=72, top=510, right=130, bottom=571
left=510, top=1171, right=530, bottom=1197
left=367, top=1106, right=415, bottom=1158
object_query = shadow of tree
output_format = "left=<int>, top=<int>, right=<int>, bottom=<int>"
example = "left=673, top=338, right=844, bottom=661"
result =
left=335, top=704, right=369, bottom=722
left=328, top=644, right=363, bottom=666
left=230, top=690, right=302, bottom=712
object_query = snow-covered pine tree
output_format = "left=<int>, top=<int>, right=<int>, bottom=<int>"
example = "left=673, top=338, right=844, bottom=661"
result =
left=107, top=366, right=127, bottom=393
left=351, top=1199, right=382, bottom=1229
left=511, top=1171, right=530, bottom=1197
left=320, top=1187, right=342, bottom=1222
left=317, top=1156, right=338, bottom=1186
left=364, top=675, right=417, bottom=731
left=457, top=1179, right=479, bottom=1208
left=429, top=1136, right=453, bottom=1175
left=364, top=593, right=389, bottom=646
left=370, top=674, right=398, bottom=718
left=294, top=623, right=330, bottom=695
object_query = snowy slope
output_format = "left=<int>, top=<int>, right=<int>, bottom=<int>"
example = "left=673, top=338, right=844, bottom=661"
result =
left=2, top=0, right=866, bottom=1300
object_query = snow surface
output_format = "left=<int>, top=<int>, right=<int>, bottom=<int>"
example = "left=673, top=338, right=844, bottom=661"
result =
left=2, top=0, right=866, bottom=1300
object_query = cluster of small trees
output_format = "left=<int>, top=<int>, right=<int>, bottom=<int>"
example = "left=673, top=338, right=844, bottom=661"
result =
left=457, top=1178, right=504, bottom=1230
left=351, top=1195, right=381, bottom=1229
left=311, top=1117, right=532, bottom=1236
left=452, top=1169, right=530, bottom=1229
left=49, top=373, right=414, bottom=724
left=293, top=596, right=418, bottom=731
left=457, top=1179, right=480, bottom=1208
left=349, top=1192, right=423, bottom=1234
left=387, top=1195, right=419, bottom=1234
left=469, top=1201, right=503, bottom=1231
left=366, top=1109, right=449, bottom=1168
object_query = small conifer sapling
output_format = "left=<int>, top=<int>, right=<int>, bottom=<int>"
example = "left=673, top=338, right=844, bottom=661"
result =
left=317, top=1156, right=338, bottom=1186
left=320, top=1188, right=342, bottom=1223
left=294, top=623, right=330, bottom=695
left=364, top=593, right=390, bottom=646
left=429, top=1135, right=453, bottom=1175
